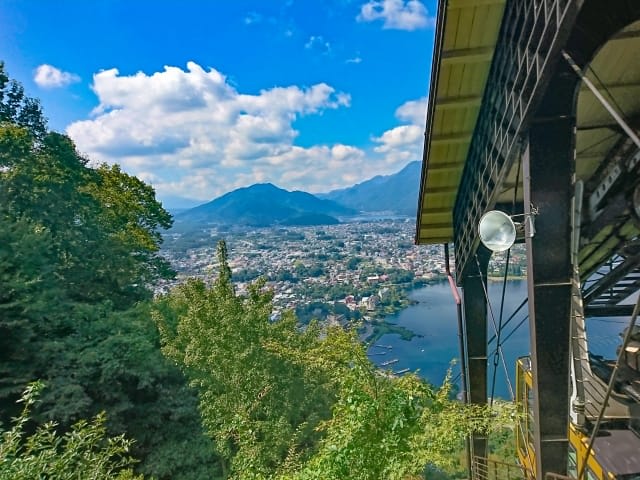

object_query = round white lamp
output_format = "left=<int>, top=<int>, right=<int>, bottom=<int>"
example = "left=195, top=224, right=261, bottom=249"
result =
left=478, top=210, right=517, bottom=252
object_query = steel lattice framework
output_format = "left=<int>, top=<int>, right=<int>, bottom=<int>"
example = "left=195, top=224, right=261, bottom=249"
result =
left=453, top=0, right=580, bottom=278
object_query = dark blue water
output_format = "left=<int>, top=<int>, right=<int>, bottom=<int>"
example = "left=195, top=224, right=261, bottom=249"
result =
left=367, top=281, right=628, bottom=399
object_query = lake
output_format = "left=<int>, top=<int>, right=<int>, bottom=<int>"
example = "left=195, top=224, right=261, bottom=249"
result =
left=367, top=280, right=628, bottom=399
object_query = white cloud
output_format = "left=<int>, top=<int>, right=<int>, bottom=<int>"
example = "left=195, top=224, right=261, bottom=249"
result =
left=370, top=96, right=426, bottom=166
left=304, top=35, right=331, bottom=54
left=66, top=61, right=359, bottom=201
left=65, top=62, right=430, bottom=203
left=251, top=144, right=367, bottom=192
left=34, top=64, right=81, bottom=88
left=346, top=56, right=363, bottom=64
left=373, top=124, right=422, bottom=153
left=144, top=144, right=369, bottom=200
left=395, top=96, right=427, bottom=125
left=357, top=0, right=433, bottom=31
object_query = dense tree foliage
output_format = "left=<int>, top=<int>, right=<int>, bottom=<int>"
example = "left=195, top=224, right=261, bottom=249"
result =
left=277, top=349, right=504, bottom=480
left=0, top=126, right=172, bottom=307
left=0, top=62, right=219, bottom=478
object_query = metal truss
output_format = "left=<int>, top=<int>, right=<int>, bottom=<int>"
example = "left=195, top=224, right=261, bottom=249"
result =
left=582, top=251, right=640, bottom=317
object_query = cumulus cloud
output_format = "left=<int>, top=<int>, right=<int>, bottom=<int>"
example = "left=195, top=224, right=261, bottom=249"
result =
left=64, top=62, right=430, bottom=203
left=373, top=125, right=422, bottom=153
left=140, top=143, right=368, bottom=200
left=34, top=64, right=81, bottom=88
left=357, top=0, right=433, bottom=31
left=67, top=61, right=360, bottom=201
left=370, top=96, right=426, bottom=166
left=395, top=96, right=427, bottom=125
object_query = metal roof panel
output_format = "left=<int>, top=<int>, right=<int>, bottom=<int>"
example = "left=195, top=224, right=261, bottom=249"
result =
left=416, top=0, right=506, bottom=244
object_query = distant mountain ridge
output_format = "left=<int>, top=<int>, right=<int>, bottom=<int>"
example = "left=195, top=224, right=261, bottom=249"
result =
left=177, top=183, right=355, bottom=226
left=320, top=161, right=420, bottom=216
left=175, top=161, right=420, bottom=227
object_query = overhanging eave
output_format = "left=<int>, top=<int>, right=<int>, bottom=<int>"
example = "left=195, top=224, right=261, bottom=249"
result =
left=415, top=0, right=507, bottom=245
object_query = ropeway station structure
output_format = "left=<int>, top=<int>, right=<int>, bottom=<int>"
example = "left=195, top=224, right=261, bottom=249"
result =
left=416, top=1, right=640, bottom=479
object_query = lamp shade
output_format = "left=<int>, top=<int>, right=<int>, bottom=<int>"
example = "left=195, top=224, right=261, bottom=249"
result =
left=478, top=210, right=516, bottom=252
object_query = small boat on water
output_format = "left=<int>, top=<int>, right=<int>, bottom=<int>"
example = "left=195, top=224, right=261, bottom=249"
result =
left=380, top=358, right=399, bottom=366
left=394, top=368, right=410, bottom=375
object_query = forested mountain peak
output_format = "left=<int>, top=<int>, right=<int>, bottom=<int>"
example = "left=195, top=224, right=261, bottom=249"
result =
left=177, top=181, right=356, bottom=226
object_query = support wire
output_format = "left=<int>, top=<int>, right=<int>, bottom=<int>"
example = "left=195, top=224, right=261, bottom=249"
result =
left=488, top=298, right=528, bottom=345
left=474, top=254, right=516, bottom=401
left=488, top=148, right=522, bottom=406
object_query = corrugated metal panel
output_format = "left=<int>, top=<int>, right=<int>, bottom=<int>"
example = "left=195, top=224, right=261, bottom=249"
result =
left=417, top=0, right=506, bottom=244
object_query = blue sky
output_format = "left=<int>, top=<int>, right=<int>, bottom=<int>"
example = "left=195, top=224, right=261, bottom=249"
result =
left=1, top=0, right=436, bottom=208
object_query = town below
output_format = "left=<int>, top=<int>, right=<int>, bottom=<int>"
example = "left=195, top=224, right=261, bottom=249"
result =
left=160, top=219, right=529, bottom=344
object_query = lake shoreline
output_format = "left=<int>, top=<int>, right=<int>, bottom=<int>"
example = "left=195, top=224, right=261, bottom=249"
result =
left=362, top=277, right=525, bottom=345
left=365, top=280, right=532, bottom=397
left=359, top=278, right=449, bottom=345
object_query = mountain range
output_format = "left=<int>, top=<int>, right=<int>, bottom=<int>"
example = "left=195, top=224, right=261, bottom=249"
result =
left=319, top=161, right=420, bottom=216
left=175, top=161, right=420, bottom=227
left=177, top=183, right=355, bottom=226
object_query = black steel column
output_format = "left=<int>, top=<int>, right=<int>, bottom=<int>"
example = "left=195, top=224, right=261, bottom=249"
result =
left=521, top=2, right=640, bottom=478
left=523, top=112, right=575, bottom=478
left=461, top=246, right=490, bottom=468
